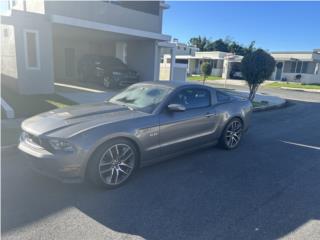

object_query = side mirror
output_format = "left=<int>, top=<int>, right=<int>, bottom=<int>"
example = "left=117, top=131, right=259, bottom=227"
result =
left=167, top=104, right=186, bottom=112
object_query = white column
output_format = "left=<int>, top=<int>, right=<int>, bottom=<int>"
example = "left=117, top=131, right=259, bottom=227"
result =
left=153, top=41, right=160, bottom=81
left=170, top=47, right=176, bottom=81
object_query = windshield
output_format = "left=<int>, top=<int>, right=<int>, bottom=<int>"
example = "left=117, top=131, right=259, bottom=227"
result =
left=109, top=84, right=172, bottom=113
left=101, top=57, right=126, bottom=69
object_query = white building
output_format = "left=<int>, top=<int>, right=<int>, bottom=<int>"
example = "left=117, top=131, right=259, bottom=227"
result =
left=270, top=49, right=320, bottom=84
left=161, top=39, right=198, bottom=57
left=163, top=51, right=243, bottom=79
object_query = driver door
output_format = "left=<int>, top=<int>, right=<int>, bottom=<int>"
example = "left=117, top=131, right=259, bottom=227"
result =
left=159, top=87, right=219, bottom=156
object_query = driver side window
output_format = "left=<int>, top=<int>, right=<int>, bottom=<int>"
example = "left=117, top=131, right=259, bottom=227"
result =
left=170, top=88, right=211, bottom=110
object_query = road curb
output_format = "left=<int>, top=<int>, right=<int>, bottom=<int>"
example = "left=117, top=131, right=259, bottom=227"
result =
left=1, top=144, right=18, bottom=156
left=280, top=87, right=320, bottom=93
left=253, top=100, right=288, bottom=112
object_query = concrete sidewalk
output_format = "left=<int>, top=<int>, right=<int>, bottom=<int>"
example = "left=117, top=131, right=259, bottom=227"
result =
left=206, top=79, right=247, bottom=86
left=208, top=79, right=320, bottom=93
left=206, top=79, right=275, bottom=86
left=223, top=89, right=287, bottom=111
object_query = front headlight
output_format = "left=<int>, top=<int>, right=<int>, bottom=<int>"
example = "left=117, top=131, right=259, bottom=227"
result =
left=20, top=131, right=28, bottom=142
left=48, top=139, right=74, bottom=152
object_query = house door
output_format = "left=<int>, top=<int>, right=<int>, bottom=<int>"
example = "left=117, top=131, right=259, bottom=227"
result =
left=275, top=62, right=283, bottom=80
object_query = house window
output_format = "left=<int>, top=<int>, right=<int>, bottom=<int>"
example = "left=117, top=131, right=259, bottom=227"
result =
left=295, top=61, right=302, bottom=73
left=290, top=61, right=297, bottom=73
left=283, top=62, right=291, bottom=73
left=24, top=30, right=40, bottom=70
left=212, top=60, right=218, bottom=69
left=175, top=59, right=188, bottom=64
left=301, top=62, right=316, bottom=74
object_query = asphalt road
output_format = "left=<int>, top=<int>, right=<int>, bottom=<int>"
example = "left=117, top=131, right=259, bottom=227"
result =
left=2, top=92, right=320, bottom=240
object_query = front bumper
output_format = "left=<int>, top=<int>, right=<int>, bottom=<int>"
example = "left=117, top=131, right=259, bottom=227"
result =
left=18, top=141, right=86, bottom=183
left=118, top=76, right=140, bottom=87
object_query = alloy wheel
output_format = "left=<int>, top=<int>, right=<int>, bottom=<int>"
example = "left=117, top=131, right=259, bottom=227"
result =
left=225, top=120, right=243, bottom=148
left=98, top=144, right=135, bottom=186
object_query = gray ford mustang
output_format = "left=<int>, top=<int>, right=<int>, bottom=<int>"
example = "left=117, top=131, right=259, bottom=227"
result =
left=19, top=81, right=252, bottom=188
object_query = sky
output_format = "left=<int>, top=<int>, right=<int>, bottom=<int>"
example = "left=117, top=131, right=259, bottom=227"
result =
left=163, top=1, right=320, bottom=51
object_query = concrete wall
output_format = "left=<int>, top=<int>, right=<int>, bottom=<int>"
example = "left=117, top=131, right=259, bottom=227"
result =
left=195, top=51, right=229, bottom=59
left=159, top=64, right=170, bottom=81
left=1, top=11, right=54, bottom=94
left=172, top=64, right=187, bottom=81
left=271, top=52, right=314, bottom=61
left=45, top=1, right=162, bottom=33
left=127, top=40, right=157, bottom=82
left=211, top=68, right=223, bottom=76
left=1, top=24, right=18, bottom=90
left=159, top=64, right=187, bottom=81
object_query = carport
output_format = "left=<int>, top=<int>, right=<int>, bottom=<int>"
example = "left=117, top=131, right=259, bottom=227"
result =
left=51, top=15, right=172, bottom=86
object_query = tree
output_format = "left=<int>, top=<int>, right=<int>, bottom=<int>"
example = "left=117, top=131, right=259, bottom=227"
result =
left=188, top=36, right=209, bottom=51
left=201, top=62, right=212, bottom=84
left=241, top=49, right=275, bottom=101
left=189, top=36, right=256, bottom=54
left=207, top=39, right=229, bottom=52
left=228, top=40, right=256, bottom=56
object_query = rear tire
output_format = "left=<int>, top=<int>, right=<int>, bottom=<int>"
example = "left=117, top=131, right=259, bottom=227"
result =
left=87, top=139, right=138, bottom=189
left=219, top=118, right=243, bottom=150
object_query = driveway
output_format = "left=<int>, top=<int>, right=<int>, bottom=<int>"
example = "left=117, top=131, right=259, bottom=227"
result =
left=55, top=82, right=119, bottom=104
left=2, top=98, right=320, bottom=240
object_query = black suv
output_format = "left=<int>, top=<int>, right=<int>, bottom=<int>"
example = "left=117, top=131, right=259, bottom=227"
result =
left=78, top=55, right=140, bottom=88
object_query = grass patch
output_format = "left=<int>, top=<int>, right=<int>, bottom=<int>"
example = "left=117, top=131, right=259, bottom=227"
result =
left=1, top=127, right=21, bottom=146
left=1, top=87, right=76, bottom=118
left=265, top=82, right=320, bottom=90
left=188, top=75, right=222, bottom=81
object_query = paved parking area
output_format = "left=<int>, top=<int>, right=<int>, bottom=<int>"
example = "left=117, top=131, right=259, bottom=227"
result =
left=2, top=100, right=320, bottom=240
left=55, top=82, right=119, bottom=104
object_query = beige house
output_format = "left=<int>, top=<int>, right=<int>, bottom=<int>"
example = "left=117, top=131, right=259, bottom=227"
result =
left=162, top=51, right=243, bottom=79
left=270, top=49, right=320, bottom=84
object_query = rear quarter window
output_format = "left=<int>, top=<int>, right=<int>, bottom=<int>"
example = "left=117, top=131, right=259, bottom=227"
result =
left=216, top=91, right=231, bottom=103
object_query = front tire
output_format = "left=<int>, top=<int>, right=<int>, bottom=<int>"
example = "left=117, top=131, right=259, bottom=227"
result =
left=87, top=139, right=138, bottom=189
left=219, top=118, right=243, bottom=150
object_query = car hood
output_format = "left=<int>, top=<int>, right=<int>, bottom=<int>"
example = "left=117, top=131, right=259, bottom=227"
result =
left=111, top=69, right=137, bottom=75
left=21, top=102, right=146, bottom=137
